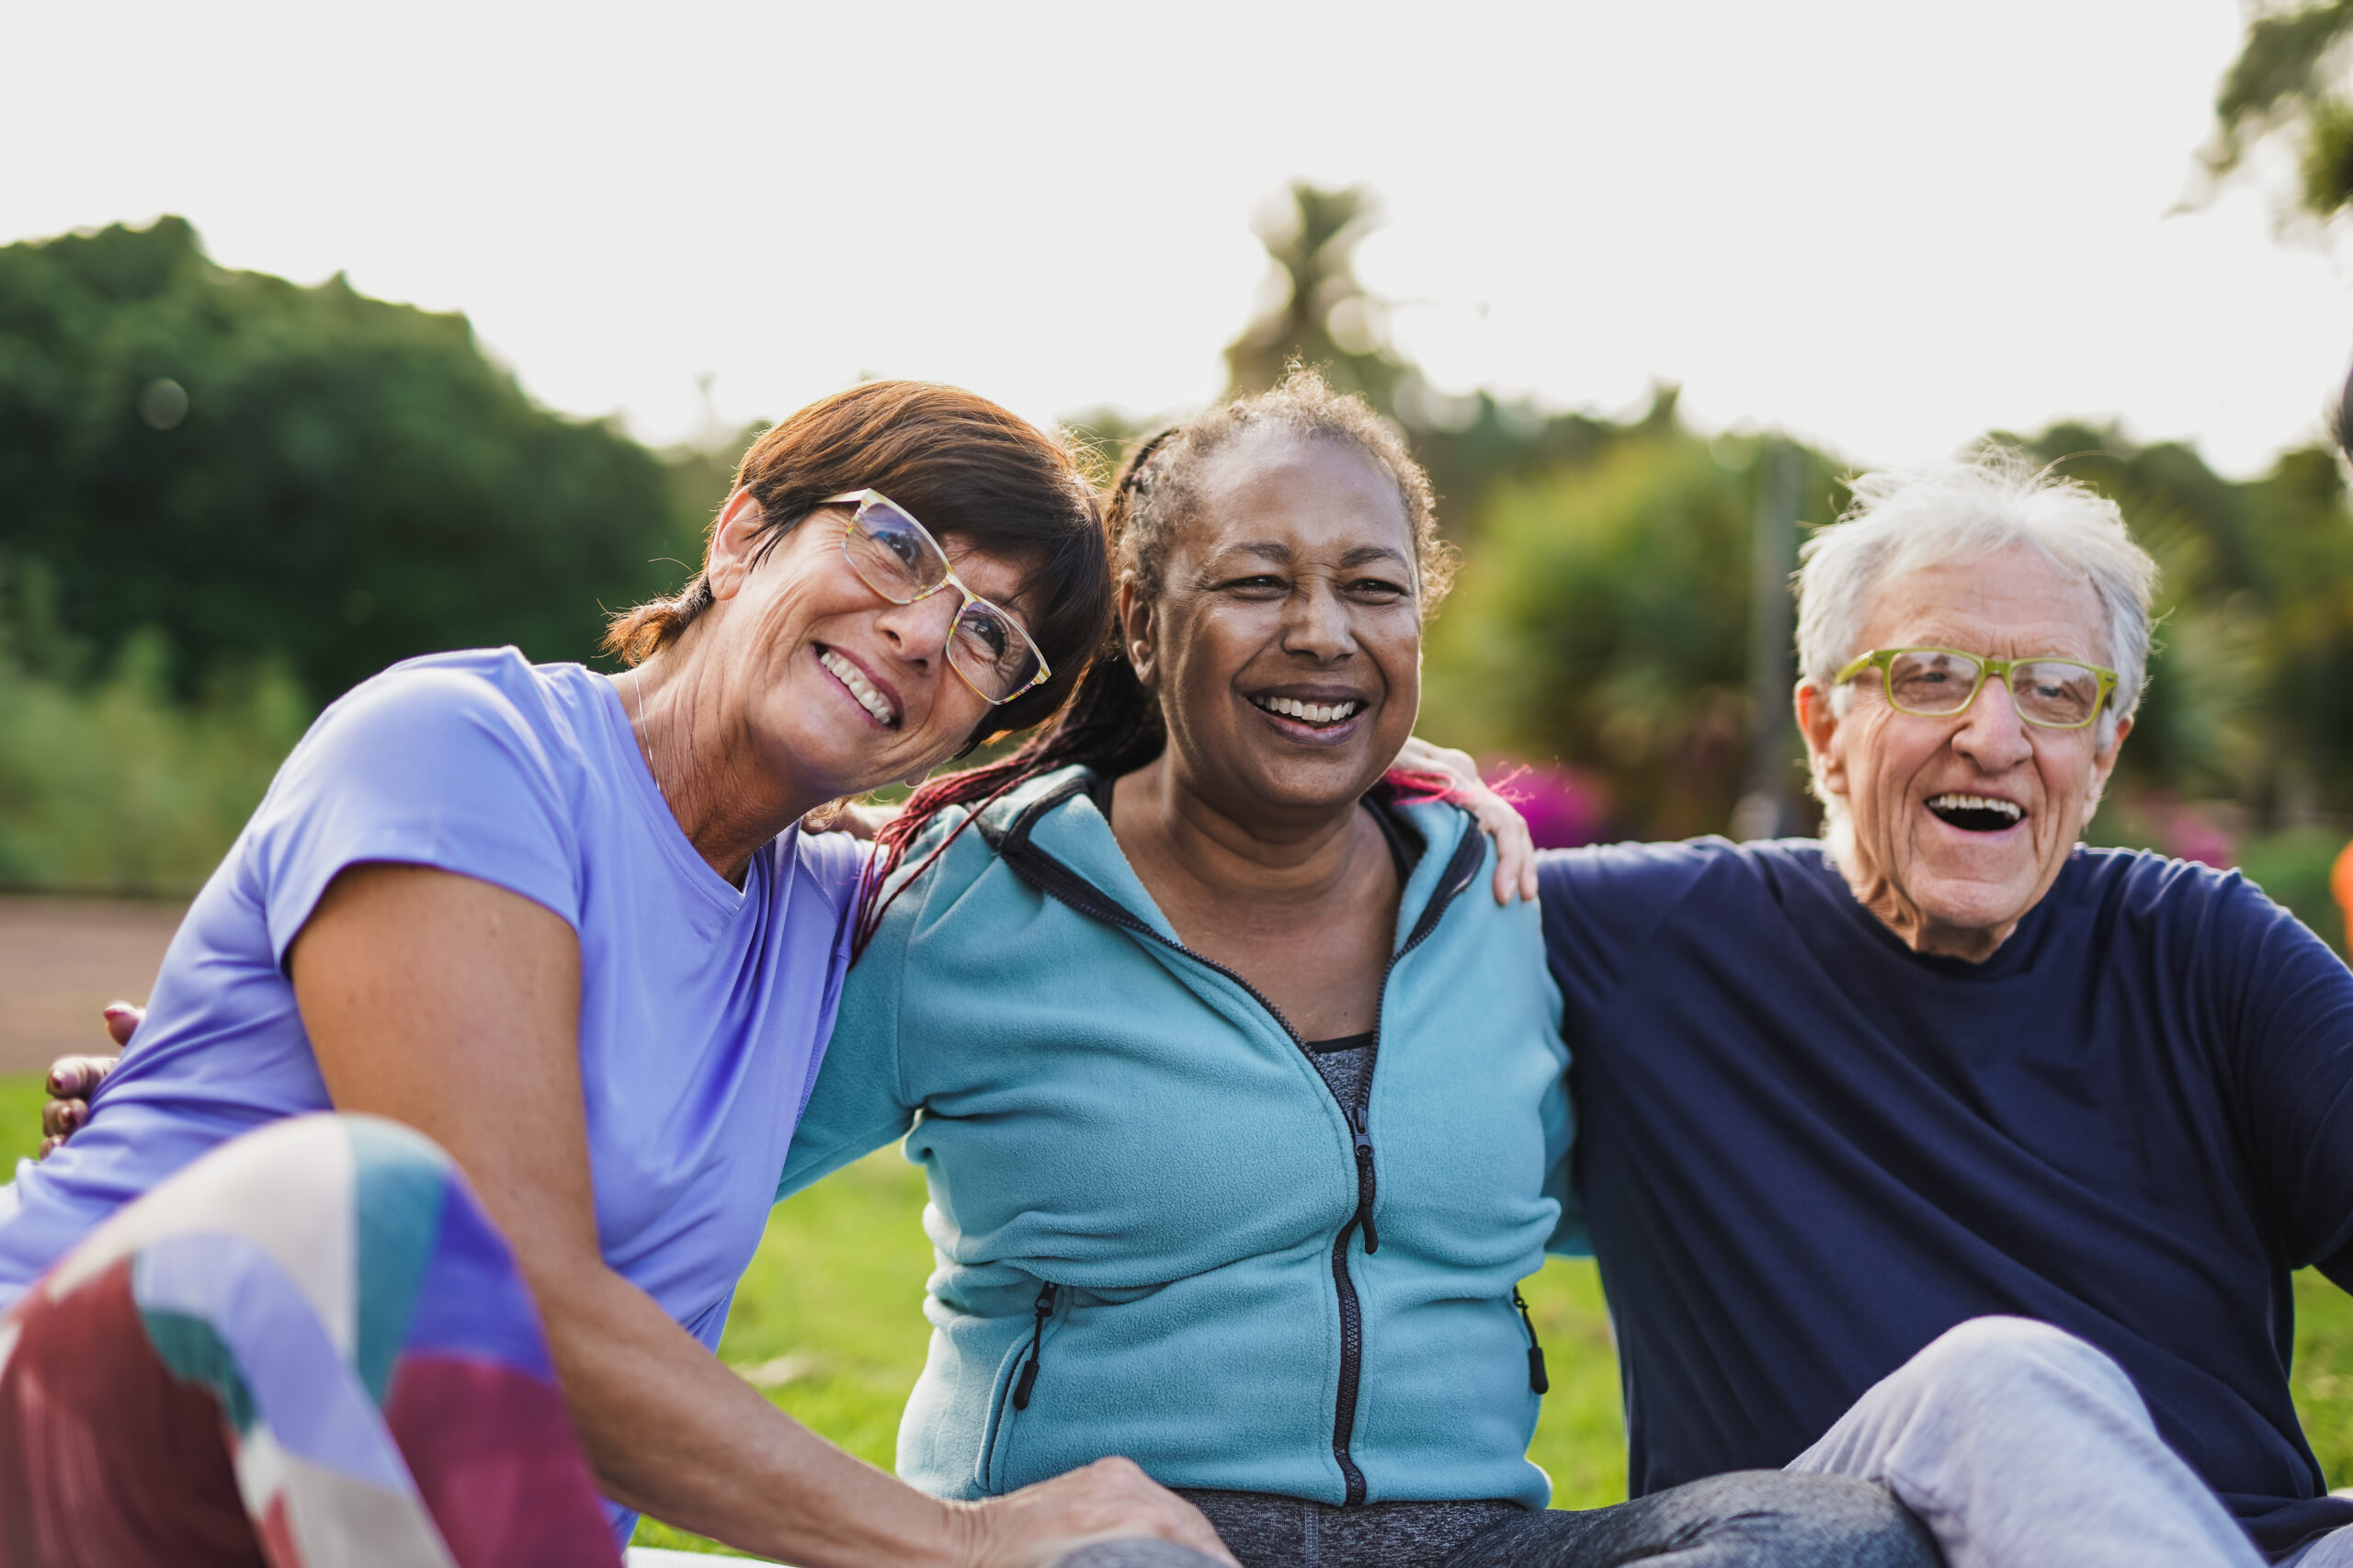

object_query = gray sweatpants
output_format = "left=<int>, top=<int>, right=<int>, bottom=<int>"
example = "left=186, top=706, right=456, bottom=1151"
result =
left=1789, top=1314, right=2351, bottom=1568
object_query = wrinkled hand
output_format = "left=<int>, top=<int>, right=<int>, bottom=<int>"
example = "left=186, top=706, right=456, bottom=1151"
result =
left=38, top=1001, right=133, bottom=1158
left=1393, top=737, right=1539, bottom=904
left=958, top=1456, right=1236, bottom=1568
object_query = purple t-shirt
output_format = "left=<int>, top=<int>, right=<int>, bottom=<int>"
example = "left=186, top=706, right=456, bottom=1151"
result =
left=0, top=649, right=862, bottom=1529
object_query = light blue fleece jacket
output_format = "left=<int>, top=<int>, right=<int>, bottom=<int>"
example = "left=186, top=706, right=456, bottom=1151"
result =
left=779, top=767, right=1576, bottom=1508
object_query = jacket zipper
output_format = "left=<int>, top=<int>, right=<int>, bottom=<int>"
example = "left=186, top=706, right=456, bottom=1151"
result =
left=1322, top=826, right=1483, bottom=1501
left=989, top=780, right=1486, bottom=1507
left=1012, top=1281, right=1057, bottom=1410
left=1513, top=1287, right=1550, bottom=1394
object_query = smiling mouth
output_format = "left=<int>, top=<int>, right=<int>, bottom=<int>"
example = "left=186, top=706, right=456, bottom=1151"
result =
left=1927, top=792, right=2024, bottom=833
left=1249, top=695, right=1365, bottom=728
left=819, top=647, right=900, bottom=729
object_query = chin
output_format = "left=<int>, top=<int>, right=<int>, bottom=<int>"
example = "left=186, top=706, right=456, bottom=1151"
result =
left=1245, top=751, right=1384, bottom=809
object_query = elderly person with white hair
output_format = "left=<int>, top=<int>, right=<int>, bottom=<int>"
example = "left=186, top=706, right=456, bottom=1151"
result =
left=1522, top=454, right=2353, bottom=1568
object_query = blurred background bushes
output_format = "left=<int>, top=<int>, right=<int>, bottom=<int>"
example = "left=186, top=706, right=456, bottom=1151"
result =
left=5, top=199, right=2352, bottom=929
left=0, top=217, right=728, bottom=893
left=0, top=632, right=304, bottom=892
left=0, top=216, right=693, bottom=706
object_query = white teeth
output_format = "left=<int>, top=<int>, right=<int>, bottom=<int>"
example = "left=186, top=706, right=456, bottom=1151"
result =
left=1928, top=793, right=2022, bottom=821
left=821, top=650, right=897, bottom=726
left=1252, top=695, right=1364, bottom=725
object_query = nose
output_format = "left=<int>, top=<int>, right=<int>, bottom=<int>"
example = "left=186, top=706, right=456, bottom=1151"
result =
left=1281, top=576, right=1356, bottom=662
left=1949, top=675, right=2034, bottom=773
left=870, top=586, right=961, bottom=672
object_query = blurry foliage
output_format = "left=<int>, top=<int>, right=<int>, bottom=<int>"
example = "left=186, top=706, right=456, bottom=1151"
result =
left=2004, top=425, right=2353, bottom=819
left=7, top=196, right=2353, bottom=886
left=0, top=216, right=685, bottom=706
left=1422, top=426, right=1835, bottom=840
left=1226, top=185, right=1403, bottom=413
left=2200, top=0, right=2353, bottom=222
left=0, top=631, right=306, bottom=894
left=1222, top=181, right=1620, bottom=534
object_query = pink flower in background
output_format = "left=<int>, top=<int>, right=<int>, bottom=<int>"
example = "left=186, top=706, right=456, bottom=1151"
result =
left=2141, top=790, right=2238, bottom=869
left=1485, top=760, right=1609, bottom=850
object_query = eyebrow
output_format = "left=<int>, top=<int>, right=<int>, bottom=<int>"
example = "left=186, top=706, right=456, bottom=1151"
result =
left=1215, top=541, right=1414, bottom=571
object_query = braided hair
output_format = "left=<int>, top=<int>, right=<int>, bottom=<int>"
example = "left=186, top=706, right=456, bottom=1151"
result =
left=856, top=368, right=1454, bottom=953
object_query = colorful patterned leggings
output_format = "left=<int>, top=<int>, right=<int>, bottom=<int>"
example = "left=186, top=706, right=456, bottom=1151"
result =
left=0, top=1113, right=622, bottom=1568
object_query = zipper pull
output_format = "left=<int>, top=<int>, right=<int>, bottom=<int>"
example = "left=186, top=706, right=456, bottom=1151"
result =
left=1513, top=1287, right=1549, bottom=1394
left=1012, top=1282, right=1056, bottom=1410
left=1350, top=1103, right=1380, bottom=1255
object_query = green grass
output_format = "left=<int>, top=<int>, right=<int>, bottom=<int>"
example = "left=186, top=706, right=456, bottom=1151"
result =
left=5, top=1074, right=2349, bottom=1554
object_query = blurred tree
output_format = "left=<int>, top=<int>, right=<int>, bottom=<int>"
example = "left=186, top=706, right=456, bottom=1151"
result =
left=1423, top=423, right=1842, bottom=840
left=2198, top=0, right=2353, bottom=222
left=2002, top=423, right=2353, bottom=823
left=0, top=217, right=680, bottom=703
left=1224, top=184, right=1402, bottom=409
left=1222, top=182, right=1622, bottom=535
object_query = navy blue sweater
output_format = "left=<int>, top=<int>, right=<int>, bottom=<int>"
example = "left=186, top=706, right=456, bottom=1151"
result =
left=1540, top=839, right=2353, bottom=1558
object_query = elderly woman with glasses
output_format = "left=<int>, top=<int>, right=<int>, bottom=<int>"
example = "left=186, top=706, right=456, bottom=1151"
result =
left=0, top=381, right=1230, bottom=1568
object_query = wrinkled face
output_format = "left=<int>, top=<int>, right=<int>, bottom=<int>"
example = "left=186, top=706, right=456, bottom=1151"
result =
left=1128, top=428, right=1422, bottom=822
left=703, top=494, right=1033, bottom=798
left=1801, top=543, right=2130, bottom=960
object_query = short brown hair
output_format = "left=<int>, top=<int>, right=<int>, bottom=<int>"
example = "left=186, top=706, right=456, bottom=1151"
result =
left=604, top=380, right=1110, bottom=741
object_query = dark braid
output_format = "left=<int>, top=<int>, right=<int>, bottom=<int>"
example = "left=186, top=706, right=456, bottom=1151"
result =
left=855, top=369, right=1449, bottom=955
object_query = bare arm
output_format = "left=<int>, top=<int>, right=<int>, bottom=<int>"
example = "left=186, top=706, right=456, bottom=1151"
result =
left=287, top=862, right=1229, bottom=1568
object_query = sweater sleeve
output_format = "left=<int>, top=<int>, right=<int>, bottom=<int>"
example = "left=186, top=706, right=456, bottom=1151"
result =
left=1535, top=839, right=1731, bottom=1024
left=2204, top=870, right=2353, bottom=1281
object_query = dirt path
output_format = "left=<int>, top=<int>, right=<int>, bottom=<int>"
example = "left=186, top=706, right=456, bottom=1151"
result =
left=0, top=894, right=186, bottom=1074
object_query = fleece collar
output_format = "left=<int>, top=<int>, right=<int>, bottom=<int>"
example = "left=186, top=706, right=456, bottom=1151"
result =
left=975, top=766, right=1482, bottom=954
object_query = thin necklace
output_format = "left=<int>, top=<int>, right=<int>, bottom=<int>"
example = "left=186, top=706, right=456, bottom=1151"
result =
left=628, top=666, right=656, bottom=772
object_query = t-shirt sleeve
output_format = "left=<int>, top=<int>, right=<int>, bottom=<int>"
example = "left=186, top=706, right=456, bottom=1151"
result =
left=2198, top=871, right=2353, bottom=1282
left=1536, top=838, right=1729, bottom=1018
left=243, top=665, right=583, bottom=967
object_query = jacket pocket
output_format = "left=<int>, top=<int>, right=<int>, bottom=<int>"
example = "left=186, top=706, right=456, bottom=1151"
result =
left=979, top=1281, right=1060, bottom=1494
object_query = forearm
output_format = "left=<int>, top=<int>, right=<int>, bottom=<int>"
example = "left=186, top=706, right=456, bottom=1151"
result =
left=543, top=1256, right=964, bottom=1568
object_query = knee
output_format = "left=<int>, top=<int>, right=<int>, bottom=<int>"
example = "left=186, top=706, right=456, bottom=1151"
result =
left=338, top=1114, right=460, bottom=1232
left=1667, top=1472, right=1939, bottom=1568
left=1904, top=1315, right=2135, bottom=1408
left=210, top=1111, right=458, bottom=1240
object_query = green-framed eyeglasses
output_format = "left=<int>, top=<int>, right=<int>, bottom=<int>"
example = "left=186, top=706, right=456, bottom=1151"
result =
left=827, top=489, right=1051, bottom=705
left=1833, top=646, right=2120, bottom=731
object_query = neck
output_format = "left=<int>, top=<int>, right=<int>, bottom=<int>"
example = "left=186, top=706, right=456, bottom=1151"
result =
left=1111, top=750, right=1377, bottom=908
left=1826, top=826, right=2014, bottom=963
left=620, top=643, right=822, bottom=886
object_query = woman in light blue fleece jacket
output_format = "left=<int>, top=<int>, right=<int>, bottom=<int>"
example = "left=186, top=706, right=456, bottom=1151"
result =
left=772, top=372, right=1936, bottom=1568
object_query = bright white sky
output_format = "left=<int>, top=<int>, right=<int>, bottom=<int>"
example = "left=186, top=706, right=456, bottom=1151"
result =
left=6, top=0, right=2349, bottom=477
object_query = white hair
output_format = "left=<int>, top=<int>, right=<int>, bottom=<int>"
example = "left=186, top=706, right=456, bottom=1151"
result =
left=1793, top=453, right=2159, bottom=846
left=1797, top=453, right=2159, bottom=735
